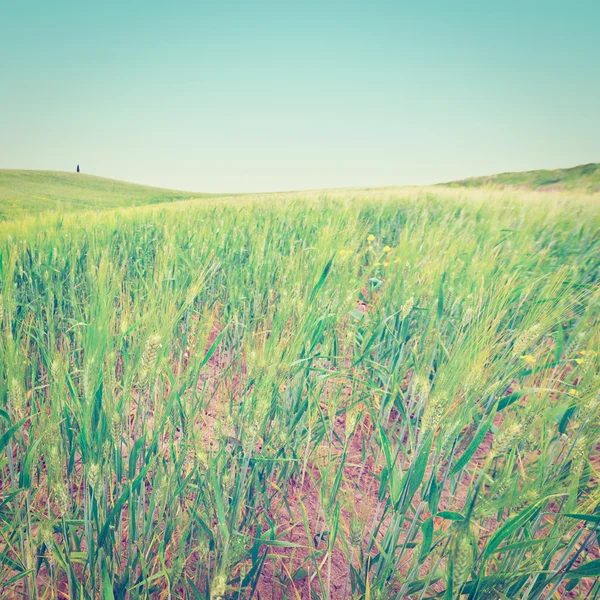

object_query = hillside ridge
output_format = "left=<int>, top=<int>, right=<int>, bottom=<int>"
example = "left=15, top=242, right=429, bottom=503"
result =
left=1, top=163, right=598, bottom=221
left=447, top=162, right=600, bottom=192
left=0, top=169, right=205, bottom=220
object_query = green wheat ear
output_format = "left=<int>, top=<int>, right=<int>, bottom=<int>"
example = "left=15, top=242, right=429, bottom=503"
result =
left=9, top=377, right=25, bottom=420
left=110, top=412, right=123, bottom=443
left=452, top=530, right=474, bottom=592
left=138, top=333, right=162, bottom=386
left=210, top=570, right=227, bottom=600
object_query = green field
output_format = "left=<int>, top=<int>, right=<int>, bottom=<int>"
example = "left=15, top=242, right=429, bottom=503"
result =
left=0, top=173, right=599, bottom=599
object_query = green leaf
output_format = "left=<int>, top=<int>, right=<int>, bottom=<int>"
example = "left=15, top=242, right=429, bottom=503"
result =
left=399, top=432, right=432, bottom=512
left=199, top=325, right=228, bottom=369
left=451, top=410, right=495, bottom=474
left=497, top=390, right=526, bottom=412
left=210, top=467, right=230, bottom=545
left=428, top=471, right=440, bottom=514
left=419, top=516, right=434, bottom=563
left=437, top=511, right=465, bottom=521
left=310, top=256, right=334, bottom=301
left=564, top=559, right=600, bottom=579
left=378, top=466, right=389, bottom=501
left=563, top=512, right=600, bottom=523
left=490, top=537, right=557, bottom=553
left=0, top=416, right=28, bottom=454
left=0, top=550, right=24, bottom=572
left=353, top=317, right=388, bottom=367
left=103, top=567, right=116, bottom=600
left=292, top=568, right=308, bottom=580
left=482, top=501, right=542, bottom=561
left=2, top=569, right=34, bottom=589
left=19, top=436, right=44, bottom=489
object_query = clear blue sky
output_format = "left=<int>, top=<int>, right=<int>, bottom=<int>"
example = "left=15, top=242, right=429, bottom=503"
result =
left=1, top=1, right=598, bottom=192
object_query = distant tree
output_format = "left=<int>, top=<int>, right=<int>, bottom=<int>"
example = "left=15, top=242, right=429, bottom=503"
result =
left=77, top=165, right=80, bottom=173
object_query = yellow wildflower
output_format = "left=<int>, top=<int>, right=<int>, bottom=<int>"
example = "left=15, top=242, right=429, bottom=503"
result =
left=382, top=245, right=392, bottom=253
left=367, top=234, right=375, bottom=242
left=521, top=355, right=536, bottom=365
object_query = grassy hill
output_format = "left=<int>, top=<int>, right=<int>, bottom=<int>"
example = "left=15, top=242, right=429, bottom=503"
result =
left=0, top=170, right=206, bottom=220
left=1, top=164, right=598, bottom=222
left=447, top=163, right=600, bottom=192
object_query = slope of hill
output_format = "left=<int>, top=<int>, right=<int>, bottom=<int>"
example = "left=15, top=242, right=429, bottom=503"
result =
left=2, top=164, right=598, bottom=222
left=0, top=170, right=207, bottom=220
left=447, top=163, right=600, bottom=192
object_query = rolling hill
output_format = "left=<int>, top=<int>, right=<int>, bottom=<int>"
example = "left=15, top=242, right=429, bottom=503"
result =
left=447, top=163, right=600, bottom=193
left=1, top=164, right=598, bottom=222
left=0, top=170, right=207, bottom=220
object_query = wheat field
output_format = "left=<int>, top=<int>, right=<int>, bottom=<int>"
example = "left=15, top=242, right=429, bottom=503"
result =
left=1, top=186, right=599, bottom=599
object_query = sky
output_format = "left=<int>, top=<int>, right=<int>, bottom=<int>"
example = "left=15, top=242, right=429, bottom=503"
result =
left=1, top=1, right=599, bottom=193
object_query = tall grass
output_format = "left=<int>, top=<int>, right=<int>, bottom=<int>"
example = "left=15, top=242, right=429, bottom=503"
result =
left=0, top=189, right=599, bottom=599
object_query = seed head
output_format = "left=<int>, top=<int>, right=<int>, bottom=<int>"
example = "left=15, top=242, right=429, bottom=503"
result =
left=400, top=296, right=414, bottom=320
left=452, top=532, right=473, bottom=590
left=46, top=445, right=60, bottom=482
left=243, top=421, right=259, bottom=454
left=9, top=378, right=25, bottom=419
left=53, top=482, right=69, bottom=516
left=349, top=514, right=363, bottom=547
left=171, top=556, right=184, bottom=586
left=254, top=393, right=271, bottom=424
left=565, top=332, right=584, bottom=359
left=110, top=413, right=123, bottom=444
left=50, top=359, right=61, bottom=383
left=421, top=396, right=444, bottom=433
left=513, top=324, right=540, bottom=357
left=195, top=445, right=209, bottom=473
left=345, top=403, right=360, bottom=439
left=139, top=333, right=162, bottom=385
left=87, top=462, right=102, bottom=497
left=103, top=440, right=111, bottom=464
left=402, top=262, right=410, bottom=279
left=413, top=373, right=430, bottom=402
left=492, top=423, right=523, bottom=457
left=41, top=522, right=54, bottom=551
left=570, top=437, right=587, bottom=481
left=210, top=572, right=227, bottom=600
